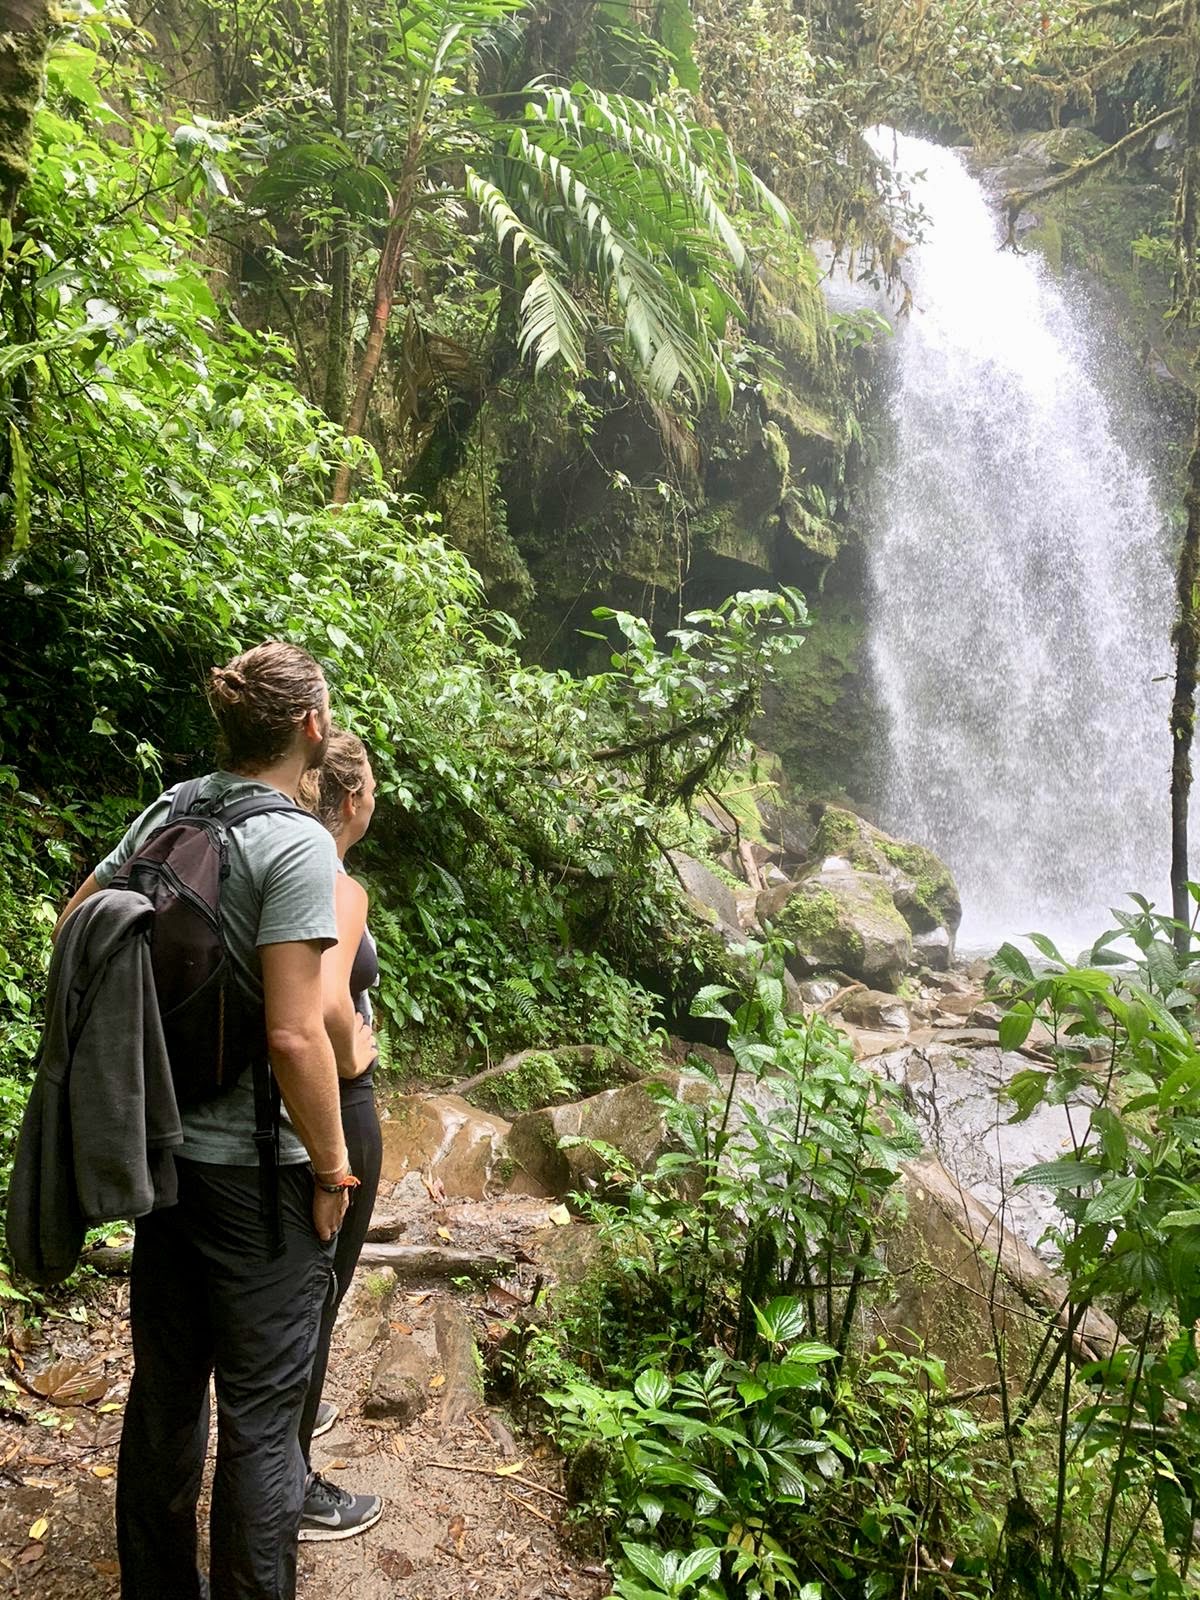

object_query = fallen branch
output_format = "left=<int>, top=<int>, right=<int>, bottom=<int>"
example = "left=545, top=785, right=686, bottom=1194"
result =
left=450, top=1045, right=639, bottom=1101
left=504, top=1490, right=556, bottom=1525
left=737, top=838, right=764, bottom=894
left=424, top=1460, right=568, bottom=1500
left=81, top=1245, right=132, bottom=1274
left=819, top=982, right=867, bottom=1015
left=1004, top=107, right=1185, bottom=243
left=357, top=1244, right=514, bottom=1277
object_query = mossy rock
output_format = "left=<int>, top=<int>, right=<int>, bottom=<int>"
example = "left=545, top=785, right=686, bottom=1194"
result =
left=757, top=595, right=873, bottom=805
left=810, top=806, right=961, bottom=937
left=467, top=1045, right=635, bottom=1115
left=762, top=869, right=913, bottom=991
left=1017, top=127, right=1106, bottom=171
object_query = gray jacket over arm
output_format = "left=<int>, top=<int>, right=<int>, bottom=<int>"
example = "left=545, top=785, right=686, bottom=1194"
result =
left=6, top=889, right=182, bottom=1284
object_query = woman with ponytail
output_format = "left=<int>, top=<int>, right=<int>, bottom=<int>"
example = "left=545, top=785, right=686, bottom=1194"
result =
left=294, top=728, right=385, bottom=1542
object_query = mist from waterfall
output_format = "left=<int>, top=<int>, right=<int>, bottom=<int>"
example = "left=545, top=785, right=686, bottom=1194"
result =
left=856, top=131, right=1175, bottom=952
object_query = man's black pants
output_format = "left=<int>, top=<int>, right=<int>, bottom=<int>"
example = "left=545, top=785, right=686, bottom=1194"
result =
left=116, top=1159, right=334, bottom=1600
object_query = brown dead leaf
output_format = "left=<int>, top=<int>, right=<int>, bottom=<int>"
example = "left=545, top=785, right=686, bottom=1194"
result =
left=448, top=1512, right=467, bottom=1555
left=15, top=1544, right=44, bottom=1566
left=325, top=1458, right=348, bottom=1470
left=388, top=1322, right=413, bottom=1336
left=27, top=1359, right=108, bottom=1406
left=377, top=1549, right=415, bottom=1579
left=93, top=1560, right=120, bottom=1577
left=429, top=1374, right=446, bottom=1389
left=485, top=1285, right=524, bottom=1315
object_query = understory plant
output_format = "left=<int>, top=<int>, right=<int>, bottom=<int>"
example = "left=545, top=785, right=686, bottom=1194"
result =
left=522, top=923, right=1200, bottom=1599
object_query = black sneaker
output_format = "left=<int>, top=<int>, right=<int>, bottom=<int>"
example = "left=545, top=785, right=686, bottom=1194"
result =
left=312, top=1400, right=339, bottom=1439
left=298, top=1471, right=383, bottom=1543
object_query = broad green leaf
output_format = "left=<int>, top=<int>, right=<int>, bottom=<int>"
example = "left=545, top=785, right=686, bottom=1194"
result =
left=1013, top=1158, right=1102, bottom=1191
left=991, top=942, right=1034, bottom=986
left=1082, top=1176, right=1139, bottom=1225
left=7, top=422, right=31, bottom=554
left=675, top=1548, right=721, bottom=1588
left=1026, top=931, right=1065, bottom=965
left=1160, top=1209, right=1200, bottom=1229
left=998, top=1002, right=1034, bottom=1052
left=622, top=1544, right=668, bottom=1590
left=753, top=1296, right=805, bottom=1345
left=634, top=1369, right=671, bottom=1410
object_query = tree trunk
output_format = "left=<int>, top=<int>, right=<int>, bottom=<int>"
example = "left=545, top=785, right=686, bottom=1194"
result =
left=0, top=0, right=50, bottom=219
left=1171, top=387, right=1200, bottom=952
left=322, top=0, right=354, bottom=424
left=1169, top=0, right=1200, bottom=955
left=330, top=188, right=411, bottom=503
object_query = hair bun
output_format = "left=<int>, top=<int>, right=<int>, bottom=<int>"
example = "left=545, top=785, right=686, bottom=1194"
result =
left=209, top=665, right=247, bottom=706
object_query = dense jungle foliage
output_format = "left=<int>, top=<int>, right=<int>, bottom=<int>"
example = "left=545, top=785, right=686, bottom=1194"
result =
left=1, top=0, right=1199, bottom=1594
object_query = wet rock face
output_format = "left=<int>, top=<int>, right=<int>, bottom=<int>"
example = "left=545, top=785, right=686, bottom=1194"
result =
left=875, top=1042, right=1083, bottom=1256
left=669, top=851, right=743, bottom=935
left=841, top=989, right=915, bottom=1032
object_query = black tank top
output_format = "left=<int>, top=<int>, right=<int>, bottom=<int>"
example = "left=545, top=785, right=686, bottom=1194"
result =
left=339, top=865, right=378, bottom=1105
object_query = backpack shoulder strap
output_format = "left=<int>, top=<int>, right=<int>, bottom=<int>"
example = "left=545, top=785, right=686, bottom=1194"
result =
left=167, top=777, right=206, bottom=821
left=219, top=793, right=320, bottom=830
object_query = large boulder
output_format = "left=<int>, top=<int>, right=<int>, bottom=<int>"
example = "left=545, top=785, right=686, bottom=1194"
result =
left=669, top=851, right=743, bottom=933
left=507, top=1072, right=707, bottom=1195
left=759, top=867, right=913, bottom=990
left=379, top=1094, right=547, bottom=1199
left=809, top=806, right=961, bottom=964
left=508, top=1070, right=787, bottom=1197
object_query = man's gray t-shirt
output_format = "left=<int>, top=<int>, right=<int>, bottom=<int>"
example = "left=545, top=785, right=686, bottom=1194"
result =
left=94, top=771, right=339, bottom=1166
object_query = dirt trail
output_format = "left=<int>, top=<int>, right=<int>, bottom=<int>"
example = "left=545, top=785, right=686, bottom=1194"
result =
left=0, top=1186, right=602, bottom=1600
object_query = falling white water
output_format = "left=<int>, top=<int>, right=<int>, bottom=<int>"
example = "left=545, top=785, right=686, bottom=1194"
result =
left=857, top=131, right=1175, bottom=952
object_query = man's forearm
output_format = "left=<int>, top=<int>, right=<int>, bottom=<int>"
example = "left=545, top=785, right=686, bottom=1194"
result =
left=270, top=1035, right=346, bottom=1175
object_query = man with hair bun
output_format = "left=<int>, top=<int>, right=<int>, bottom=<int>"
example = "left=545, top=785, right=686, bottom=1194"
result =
left=56, top=640, right=373, bottom=1600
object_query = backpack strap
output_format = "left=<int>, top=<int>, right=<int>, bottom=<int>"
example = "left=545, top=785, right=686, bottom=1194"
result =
left=167, top=777, right=207, bottom=821
left=164, top=783, right=319, bottom=832
left=251, top=1053, right=284, bottom=1258
left=218, top=793, right=321, bottom=830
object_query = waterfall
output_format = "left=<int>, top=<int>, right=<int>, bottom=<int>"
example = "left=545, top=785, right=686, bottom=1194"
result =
left=858, top=131, right=1175, bottom=951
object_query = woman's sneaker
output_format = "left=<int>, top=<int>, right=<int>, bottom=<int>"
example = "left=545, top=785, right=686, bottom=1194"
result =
left=312, top=1400, right=339, bottom=1439
left=298, top=1472, right=383, bottom=1542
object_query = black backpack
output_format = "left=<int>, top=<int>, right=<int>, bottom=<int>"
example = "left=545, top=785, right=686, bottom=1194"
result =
left=109, top=777, right=323, bottom=1243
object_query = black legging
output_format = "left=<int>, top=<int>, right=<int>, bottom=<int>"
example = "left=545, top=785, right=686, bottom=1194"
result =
left=297, top=1091, right=383, bottom=1466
